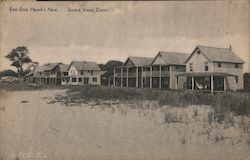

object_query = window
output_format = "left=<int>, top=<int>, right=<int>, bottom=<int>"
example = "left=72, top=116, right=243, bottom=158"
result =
left=176, top=77, right=179, bottom=85
left=235, top=76, right=238, bottom=83
left=71, top=70, right=75, bottom=75
left=161, top=66, right=169, bottom=71
left=152, top=66, right=159, bottom=71
left=64, top=72, right=68, bottom=76
left=72, top=78, right=77, bottom=82
left=78, top=77, right=82, bottom=82
left=175, top=66, right=179, bottom=69
left=91, top=71, right=93, bottom=75
left=197, top=50, right=201, bottom=54
left=189, top=63, right=193, bottom=72
left=81, top=71, right=84, bottom=75
left=84, top=78, right=89, bottom=84
left=218, top=63, right=221, bottom=68
left=235, top=64, right=239, bottom=68
left=143, top=67, right=150, bottom=71
left=93, top=77, right=97, bottom=82
left=205, top=62, right=208, bottom=71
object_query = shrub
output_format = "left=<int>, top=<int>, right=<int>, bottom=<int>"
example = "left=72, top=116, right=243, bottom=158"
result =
left=164, top=112, right=183, bottom=123
left=58, top=86, right=250, bottom=117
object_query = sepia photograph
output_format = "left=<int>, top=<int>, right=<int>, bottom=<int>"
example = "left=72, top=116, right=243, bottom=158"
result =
left=0, top=0, right=249, bottom=160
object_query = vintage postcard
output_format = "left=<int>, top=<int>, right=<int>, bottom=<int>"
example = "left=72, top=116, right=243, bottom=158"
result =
left=0, top=0, right=249, bottom=160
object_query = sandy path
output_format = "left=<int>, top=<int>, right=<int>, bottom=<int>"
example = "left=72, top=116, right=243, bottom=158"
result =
left=0, top=90, right=249, bottom=160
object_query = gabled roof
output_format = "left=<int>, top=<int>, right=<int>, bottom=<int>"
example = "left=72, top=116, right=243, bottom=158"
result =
left=43, top=63, right=58, bottom=71
left=57, top=63, right=70, bottom=72
left=34, top=65, right=46, bottom=72
left=70, top=61, right=101, bottom=71
left=151, top=52, right=189, bottom=65
left=185, top=45, right=245, bottom=63
left=123, top=56, right=154, bottom=66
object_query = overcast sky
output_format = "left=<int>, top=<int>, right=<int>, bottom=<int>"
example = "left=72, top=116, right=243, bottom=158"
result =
left=0, top=0, right=249, bottom=72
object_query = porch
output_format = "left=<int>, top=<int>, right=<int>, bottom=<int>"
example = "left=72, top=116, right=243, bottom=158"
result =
left=176, top=72, right=237, bottom=93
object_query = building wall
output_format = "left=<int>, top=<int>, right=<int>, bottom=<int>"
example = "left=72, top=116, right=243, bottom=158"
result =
left=152, top=54, right=165, bottom=65
left=213, top=62, right=244, bottom=90
left=185, top=49, right=244, bottom=90
left=186, top=50, right=212, bottom=73
left=68, top=64, right=101, bottom=85
left=169, top=65, right=186, bottom=89
left=124, top=59, right=135, bottom=67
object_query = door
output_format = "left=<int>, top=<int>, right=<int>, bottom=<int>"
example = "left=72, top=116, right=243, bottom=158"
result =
left=84, top=78, right=89, bottom=85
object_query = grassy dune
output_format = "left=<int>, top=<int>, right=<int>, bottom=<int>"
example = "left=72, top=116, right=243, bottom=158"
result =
left=64, top=85, right=250, bottom=117
left=55, top=86, right=250, bottom=143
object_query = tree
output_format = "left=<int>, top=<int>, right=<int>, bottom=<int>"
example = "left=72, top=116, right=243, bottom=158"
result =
left=99, top=60, right=123, bottom=85
left=5, top=46, right=33, bottom=78
left=0, top=69, right=18, bottom=78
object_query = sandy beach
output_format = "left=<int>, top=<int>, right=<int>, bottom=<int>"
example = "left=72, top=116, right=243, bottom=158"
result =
left=0, top=89, right=249, bottom=160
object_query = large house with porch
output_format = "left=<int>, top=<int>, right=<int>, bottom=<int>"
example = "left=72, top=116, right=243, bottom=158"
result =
left=113, top=52, right=189, bottom=89
left=113, top=57, right=153, bottom=88
left=28, top=63, right=70, bottom=85
left=68, top=61, right=101, bottom=85
left=177, top=45, right=244, bottom=92
left=149, top=52, right=189, bottom=89
left=52, top=63, right=70, bottom=85
left=27, top=61, right=101, bottom=86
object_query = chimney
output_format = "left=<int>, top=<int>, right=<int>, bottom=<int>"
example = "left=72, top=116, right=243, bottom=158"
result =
left=229, top=45, right=232, bottom=51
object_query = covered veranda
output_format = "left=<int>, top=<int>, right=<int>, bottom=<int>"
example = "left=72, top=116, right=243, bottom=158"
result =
left=176, top=72, right=238, bottom=93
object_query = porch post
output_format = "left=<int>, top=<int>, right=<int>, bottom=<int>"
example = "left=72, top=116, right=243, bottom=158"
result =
left=150, top=66, right=152, bottom=88
left=211, top=75, right=214, bottom=94
left=136, top=67, right=138, bottom=87
left=234, top=76, right=237, bottom=91
left=224, top=76, right=226, bottom=91
left=159, top=65, right=162, bottom=89
left=113, top=68, right=115, bottom=87
left=126, top=67, right=129, bottom=87
left=191, top=76, right=194, bottom=91
left=141, top=67, right=144, bottom=88
left=108, top=77, right=110, bottom=87
left=121, top=67, right=123, bottom=87
left=175, top=76, right=178, bottom=90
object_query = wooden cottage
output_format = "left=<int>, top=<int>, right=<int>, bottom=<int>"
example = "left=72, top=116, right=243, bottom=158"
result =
left=177, top=45, right=244, bottom=92
left=113, top=57, right=153, bottom=88
left=68, top=61, right=101, bottom=85
left=30, top=63, right=70, bottom=85
left=52, top=63, right=70, bottom=85
left=113, top=52, right=188, bottom=89
left=149, top=52, right=189, bottom=89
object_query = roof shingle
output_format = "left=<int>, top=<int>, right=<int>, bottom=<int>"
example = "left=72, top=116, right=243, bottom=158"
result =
left=124, top=57, right=154, bottom=66
left=71, top=61, right=101, bottom=71
left=196, top=45, right=244, bottom=63
left=57, top=63, right=70, bottom=72
left=152, top=52, right=189, bottom=65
